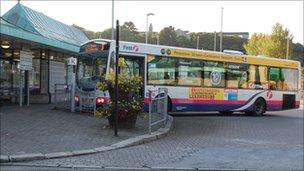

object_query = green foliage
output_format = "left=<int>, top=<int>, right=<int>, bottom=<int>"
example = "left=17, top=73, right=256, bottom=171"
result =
left=244, top=33, right=272, bottom=56
left=99, top=28, right=112, bottom=39
left=176, top=36, right=192, bottom=48
left=72, top=24, right=99, bottom=39
left=95, top=58, right=143, bottom=119
left=95, top=73, right=143, bottom=118
left=159, top=26, right=178, bottom=46
left=291, top=43, right=304, bottom=66
left=244, top=23, right=294, bottom=59
left=120, top=22, right=142, bottom=43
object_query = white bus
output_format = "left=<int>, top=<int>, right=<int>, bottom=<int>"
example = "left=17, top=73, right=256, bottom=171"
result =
left=76, top=39, right=302, bottom=115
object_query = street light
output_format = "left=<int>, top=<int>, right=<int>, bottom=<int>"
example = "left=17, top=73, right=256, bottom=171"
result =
left=213, top=31, right=217, bottom=51
left=111, top=0, right=115, bottom=40
left=219, top=7, right=224, bottom=52
left=196, top=35, right=199, bottom=49
left=146, top=13, right=154, bottom=44
left=286, top=38, right=289, bottom=59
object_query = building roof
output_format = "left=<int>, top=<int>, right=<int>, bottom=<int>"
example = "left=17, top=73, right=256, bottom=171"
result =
left=1, top=17, right=80, bottom=52
left=1, top=3, right=88, bottom=51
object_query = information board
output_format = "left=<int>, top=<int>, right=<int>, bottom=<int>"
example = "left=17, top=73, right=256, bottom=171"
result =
left=20, top=51, right=33, bottom=70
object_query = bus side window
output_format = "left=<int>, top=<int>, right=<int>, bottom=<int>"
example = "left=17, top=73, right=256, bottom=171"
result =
left=177, top=59, right=202, bottom=86
left=226, top=63, right=248, bottom=89
left=203, top=61, right=225, bottom=87
left=147, top=56, right=177, bottom=85
left=258, top=66, right=269, bottom=89
left=268, top=67, right=281, bottom=90
left=281, top=68, right=298, bottom=91
left=247, top=65, right=256, bottom=89
left=268, top=67, right=294, bottom=91
left=247, top=65, right=268, bottom=90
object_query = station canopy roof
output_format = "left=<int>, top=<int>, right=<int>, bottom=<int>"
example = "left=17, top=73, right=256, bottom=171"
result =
left=1, top=3, right=89, bottom=52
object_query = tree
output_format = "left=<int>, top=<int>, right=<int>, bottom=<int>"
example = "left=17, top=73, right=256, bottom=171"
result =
left=291, top=43, right=304, bottom=66
left=244, top=33, right=272, bottom=56
left=159, top=26, right=177, bottom=46
left=72, top=24, right=98, bottom=39
left=99, top=28, right=112, bottom=39
left=121, top=22, right=138, bottom=33
left=176, top=36, right=192, bottom=48
left=244, top=23, right=293, bottom=58
left=120, top=22, right=141, bottom=42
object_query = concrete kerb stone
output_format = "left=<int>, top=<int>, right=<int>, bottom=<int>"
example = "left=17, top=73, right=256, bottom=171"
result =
left=151, top=166, right=199, bottom=170
left=1, top=115, right=173, bottom=163
left=0, top=155, right=9, bottom=163
left=9, top=153, right=45, bottom=162
left=44, top=151, right=74, bottom=159
left=71, top=149, right=98, bottom=156
left=198, top=168, right=246, bottom=171
left=93, top=146, right=116, bottom=152
left=103, top=166, right=150, bottom=170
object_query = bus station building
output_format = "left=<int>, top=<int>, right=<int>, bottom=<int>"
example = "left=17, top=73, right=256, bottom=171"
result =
left=0, top=3, right=89, bottom=104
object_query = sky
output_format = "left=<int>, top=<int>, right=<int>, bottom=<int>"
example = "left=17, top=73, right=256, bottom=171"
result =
left=1, top=0, right=303, bottom=44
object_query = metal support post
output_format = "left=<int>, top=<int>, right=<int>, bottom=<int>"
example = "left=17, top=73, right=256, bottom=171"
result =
left=26, top=70, right=29, bottom=106
left=54, top=84, right=57, bottom=109
left=67, top=58, right=77, bottom=112
left=149, top=97, right=152, bottom=134
left=19, top=70, right=23, bottom=107
left=70, top=66, right=75, bottom=112
left=79, top=88, right=82, bottom=112
left=163, top=88, right=168, bottom=124
left=114, top=20, right=120, bottom=136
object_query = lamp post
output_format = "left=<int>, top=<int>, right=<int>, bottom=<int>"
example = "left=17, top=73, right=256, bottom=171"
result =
left=196, top=35, right=200, bottom=49
left=146, top=13, right=154, bottom=44
left=213, top=31, right=217, bottom=51
left=220, top=7, right=224, bottom=52
left=286, top=38, right=289, bottom=59
left=111, top=0, right=115, bottom=40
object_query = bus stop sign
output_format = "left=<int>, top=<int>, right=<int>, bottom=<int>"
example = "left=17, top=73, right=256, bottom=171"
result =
left=67, top=57, right=77, bottom=66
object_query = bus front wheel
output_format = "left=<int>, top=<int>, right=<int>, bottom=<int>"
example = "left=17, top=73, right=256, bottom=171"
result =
left=245, top=98, right=266, bottom=116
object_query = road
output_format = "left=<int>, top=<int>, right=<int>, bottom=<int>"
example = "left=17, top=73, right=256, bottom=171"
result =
left=1, top=109, right=303, bottom=171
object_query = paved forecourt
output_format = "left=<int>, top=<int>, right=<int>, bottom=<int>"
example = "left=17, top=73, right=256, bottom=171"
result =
left=13, top=108, right=303, bottom=171
left=0, top=104, right=172, bottom=162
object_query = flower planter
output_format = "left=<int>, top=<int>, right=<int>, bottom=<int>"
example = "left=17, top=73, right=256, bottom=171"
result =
left=95, top=72, right=143, bottom=130
left=107, top=113, right=138, bottom=129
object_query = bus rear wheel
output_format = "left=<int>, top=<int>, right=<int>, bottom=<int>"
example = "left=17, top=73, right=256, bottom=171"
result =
left=219, top=111, right=234, bottom=115
left=245, top=98, right=266, bottom=116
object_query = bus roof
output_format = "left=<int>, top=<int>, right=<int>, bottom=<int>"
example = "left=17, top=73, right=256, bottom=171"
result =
left=81, top=39, right=300, bottom=69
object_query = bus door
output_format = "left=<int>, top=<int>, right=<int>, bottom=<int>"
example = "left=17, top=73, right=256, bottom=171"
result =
left=120, top=56, right=145, bottom=96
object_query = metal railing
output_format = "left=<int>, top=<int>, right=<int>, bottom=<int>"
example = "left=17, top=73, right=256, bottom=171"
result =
left=148, top=88, right=168, bottom=134
left=54, top=84, right=72, bottom=110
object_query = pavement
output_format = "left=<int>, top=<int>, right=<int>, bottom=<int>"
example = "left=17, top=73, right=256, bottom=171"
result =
left=0, top=104, right=172, bottom=162
left=2, top=108, right=302, bottom=171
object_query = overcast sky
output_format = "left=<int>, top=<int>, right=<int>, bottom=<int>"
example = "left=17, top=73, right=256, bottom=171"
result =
left=1, top=1, right=303, bottom=44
